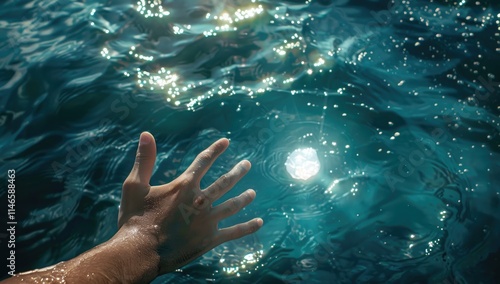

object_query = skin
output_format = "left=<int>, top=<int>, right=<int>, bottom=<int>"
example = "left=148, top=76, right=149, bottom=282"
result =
left=3, top=132, right=263, bottom=283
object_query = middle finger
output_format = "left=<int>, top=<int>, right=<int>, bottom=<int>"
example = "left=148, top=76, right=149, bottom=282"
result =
left=203, top=160, right=251, bottom=203
left=183, top=138, right=229, bottom=184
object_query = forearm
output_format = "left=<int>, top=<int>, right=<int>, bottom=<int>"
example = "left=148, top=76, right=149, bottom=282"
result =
left=2, top=227, right=160, bottom=283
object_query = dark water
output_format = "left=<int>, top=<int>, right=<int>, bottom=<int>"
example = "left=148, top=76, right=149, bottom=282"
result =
left=1, top=0, right=499, bottom=283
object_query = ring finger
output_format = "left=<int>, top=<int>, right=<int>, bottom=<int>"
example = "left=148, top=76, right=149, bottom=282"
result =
left=211, top=189, right=256, bottom=221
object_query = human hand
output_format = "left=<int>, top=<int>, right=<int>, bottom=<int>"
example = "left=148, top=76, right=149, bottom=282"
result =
left=117, top=132, right=263, bottom=276
left=0, top=132, right=263, bottom=284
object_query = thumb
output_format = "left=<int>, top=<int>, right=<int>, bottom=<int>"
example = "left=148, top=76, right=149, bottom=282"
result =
left=127, top=131, right=157, bottom=186
left=119, top=132, right=157, bottom=227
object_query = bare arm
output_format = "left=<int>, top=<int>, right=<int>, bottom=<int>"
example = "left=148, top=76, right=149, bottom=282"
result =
left=3, top=132, right=263, bottom=283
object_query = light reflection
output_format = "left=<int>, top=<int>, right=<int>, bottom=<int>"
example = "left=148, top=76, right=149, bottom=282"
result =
left=285, top=148, right=320, bottom=180
left=136, top=0, right=170, bottom=18
left=128, top=46, right=153, bottom=61
left=122, top=2, right=271, bottom=108
left=136, top=67, right=183, bottom=104
left=203, top=5, right=264, bottom=37
left=325, top=179, right=339, bottom=194
left=172, top=25, right=191, bottom=34
left=100, top=47, right=110, bottom=60
left=101, top=0, right=347, bottom=108
left=424, top=239, right=440, bottom=256
left=220, top=250, right=264, bottom=275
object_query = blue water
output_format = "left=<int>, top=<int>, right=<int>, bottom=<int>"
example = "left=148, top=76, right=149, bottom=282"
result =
left=1, top=0, right=499, bottom=283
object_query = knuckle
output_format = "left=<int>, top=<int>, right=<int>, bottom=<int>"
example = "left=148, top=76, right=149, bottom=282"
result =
left=234, top=225, right=244, bottom=238
left=223, top=205, right=232, bottom=216
left=250, top=221, right=259, bottom=233
left=230, top=198, right=240, bottom=212
left=244, top=223, right=256, bottom=235
left=135, top=152, right=151, bottom=162
left=122, top=178, right=142, bottom=190
left=244, top=224, right=253, bottom=235
left=222, top=206, right=233, bottom=216
left=193, top=193, right=208, bottom=208
left=223, top=198, right=239, bottom=215
left=197, top=151, right=213, bottom=164
left=219, top=174, right=231, bottom=188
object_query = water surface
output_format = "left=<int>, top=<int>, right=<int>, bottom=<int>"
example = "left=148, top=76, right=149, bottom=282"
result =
left=0, top=0, right=499, bottom=283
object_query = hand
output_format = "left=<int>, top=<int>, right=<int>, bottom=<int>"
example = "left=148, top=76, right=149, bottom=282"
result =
left=0, top=132, right=263, bottom=284
left=118, top=132, right=263, bottom=276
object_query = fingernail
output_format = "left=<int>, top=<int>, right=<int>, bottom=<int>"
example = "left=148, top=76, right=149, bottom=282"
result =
left=240, top=160, right=251, bottom=171
left=139, top=132, right=151, bottom=145
left=256, top=218, right=264, bottom=227
left=246, top=189, right=256, bottom=198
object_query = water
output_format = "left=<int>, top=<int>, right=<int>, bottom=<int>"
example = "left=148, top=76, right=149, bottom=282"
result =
left=0, top=0, right=499, bottom=282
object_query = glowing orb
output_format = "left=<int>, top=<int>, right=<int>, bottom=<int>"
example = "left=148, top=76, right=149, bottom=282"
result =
left=285, top=148, right=320, bottom=180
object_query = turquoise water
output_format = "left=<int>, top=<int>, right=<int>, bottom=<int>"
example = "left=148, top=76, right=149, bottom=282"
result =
left=1, top=0, right=499, bottom=282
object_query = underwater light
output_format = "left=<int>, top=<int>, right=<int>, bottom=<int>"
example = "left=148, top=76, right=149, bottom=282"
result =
left=285, top=148, right=320, bottom=180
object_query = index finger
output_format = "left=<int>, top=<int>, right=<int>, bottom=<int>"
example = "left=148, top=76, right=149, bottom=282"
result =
left=183, top=138, right=229, bottom=183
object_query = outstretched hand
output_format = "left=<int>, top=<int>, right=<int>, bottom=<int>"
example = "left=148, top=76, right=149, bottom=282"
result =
left=1, top=132, right=263, bottom=284
left=118, top=132, right=263, bottom=275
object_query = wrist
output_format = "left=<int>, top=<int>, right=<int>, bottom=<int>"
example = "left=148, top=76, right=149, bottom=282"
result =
left=64, top=225, right=160, bottom=283
left=7, top=226, right=160, bottom=284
